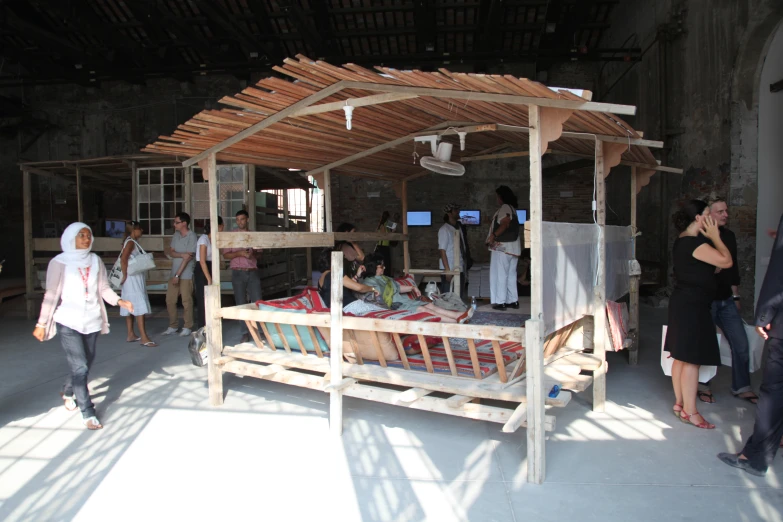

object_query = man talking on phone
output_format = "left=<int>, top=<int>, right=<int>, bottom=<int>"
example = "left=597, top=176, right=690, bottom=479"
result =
left=221, top=209, right=262, bottom=343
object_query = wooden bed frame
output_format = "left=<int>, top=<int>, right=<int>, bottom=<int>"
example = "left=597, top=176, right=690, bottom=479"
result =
left=141, top=57, right=681, bottom=483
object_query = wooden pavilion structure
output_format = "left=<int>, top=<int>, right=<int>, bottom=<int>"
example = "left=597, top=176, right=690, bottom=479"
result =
left=144, top=55, right=681, bottom=483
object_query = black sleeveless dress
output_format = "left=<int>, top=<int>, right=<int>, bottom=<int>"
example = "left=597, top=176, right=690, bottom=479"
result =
left=664, top=235, right=720, bottom=366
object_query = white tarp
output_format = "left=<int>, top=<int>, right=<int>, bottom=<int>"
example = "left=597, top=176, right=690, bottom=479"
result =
left=540, top=222, right=632, bottom=336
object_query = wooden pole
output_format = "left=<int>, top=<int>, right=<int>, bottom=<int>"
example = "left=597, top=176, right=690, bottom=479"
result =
left=629, top=166, right=640, bottom=365
left=76, top=167, right=83, bottom=223
left=323, top=169, right=332, bottom=233
left=306, top=184, right=313, bottom=285
left=329, top=252, right=344, bottom=435
left=130, top=160, right=138, bottom=220
left=283, top=188, right=291, bottom=295
left=23, top=169, right=35, bottom=320
left=452, top=228, right=461, bottom=293
left=526, top=105, right=545, bottom=484
left=593, top=140, right=608, bottom=412
left=248, top=164, right=257, bottom=231
left=206, top=152, right=224, bottom=406
left=402, top=181, right=410, bottom=274
left=184, top=165, right=192, bottom=215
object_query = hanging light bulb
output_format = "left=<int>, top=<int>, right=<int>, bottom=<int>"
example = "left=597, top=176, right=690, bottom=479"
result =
left=343, top=104, right=354, bottom=130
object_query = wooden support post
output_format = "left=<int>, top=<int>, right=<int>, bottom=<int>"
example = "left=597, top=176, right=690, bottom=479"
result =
left=525, top=319, right=545, bottom=483
left=23, top=169, right=35, bottom=319
left=329, top=252, right=344, bottom=435
left=248, top=164, right=257, bottom=231
left=75, top=167, right=83, bottom=222
left=452, top=228, right=461, bottom=293
left=527, top=105, right=546, bottom=485
left=130, top=160, right=138, bottom=220
left=205, top=285, right=224, bottom=406
left=283, top=188, right=292, bottom=295
left=402, top=181, right=410, bottom=274
left=205, top=152, right=224, bottom=406
left=184, top=165, right=192, bottom=215
left=629, top=166, right=640, bottom=365
left=593, top=140, right=608, bottom=412
left=323, top=169, right=332, bottom=233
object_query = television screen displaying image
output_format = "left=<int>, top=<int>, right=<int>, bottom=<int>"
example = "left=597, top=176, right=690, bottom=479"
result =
left=516, top=210, right=528, bottom=225
left=407, top=211, right=432, bottom=226
left=459, top=210, right=481, bottom=226
left=105, top=219, right=126, bottom=238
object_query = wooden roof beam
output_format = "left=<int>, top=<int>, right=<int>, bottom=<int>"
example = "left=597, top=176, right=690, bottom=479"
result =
left=495, top=124, right=664, bottom=148
left=547, top=150, right=683, bottom=173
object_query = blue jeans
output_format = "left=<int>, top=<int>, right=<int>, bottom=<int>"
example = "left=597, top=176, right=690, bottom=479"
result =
left=711, top=298, right=752, bottom=394
left=58, top=324, right=98, bottom=419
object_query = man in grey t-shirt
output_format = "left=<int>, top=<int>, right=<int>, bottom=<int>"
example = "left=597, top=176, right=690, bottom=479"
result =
left=163, top=212, right=198, bottom=337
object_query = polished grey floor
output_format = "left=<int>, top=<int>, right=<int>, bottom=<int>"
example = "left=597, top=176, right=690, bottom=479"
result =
left=0, top=304, right=780, bottom=522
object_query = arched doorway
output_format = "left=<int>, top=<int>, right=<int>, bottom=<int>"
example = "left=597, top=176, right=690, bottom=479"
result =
left=756, top=22, right=783, bottom=299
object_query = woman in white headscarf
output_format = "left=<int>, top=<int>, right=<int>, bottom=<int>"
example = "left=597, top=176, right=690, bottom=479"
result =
left=32, top=223, right=133, bottom=430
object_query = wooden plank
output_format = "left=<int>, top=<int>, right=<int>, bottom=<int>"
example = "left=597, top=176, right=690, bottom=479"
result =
left=462, top=150, right=530, bottom=162
left=216, top=231, right=335, bottom=249
left=33, top=236, right=167, bottom=252
left=245, top=321, right=266, bottom=350
left=259, top=322, right=278, bottom=351
left=339, top=80, right=637, bottom=115
left=393, top=387, right=432, bottom=404
left=370, top=331, right=388, bottom=368
left=291, top=324, right=309, bottom=356
left=466, top=338, right=482, bottom=379
left=546, top=150, right=683, bottom=173
left=494, top=124, right=664, bottom=148
left=130, top=160, right=137, bottom=220
left=294, top=92, right=419, bottom=117
left=182, top=81, right=347, bottom=167
left=445, top=395, right=473, bottom=409
left=274, top=323, right=293, bottom=354
left=402, top=180, right=410, bottom=274
left=491, top=340, right=508, bottom=383
left=502, top=403, right=527, bottom=433
left=346, top=330, right=364, bottom=365
left=417, top=334, right=434, bottom=373
left=23, top=169, right=35, bottom=319
left=323, top=169, right=332, bottom=232
left=525, top=318, right=545, bottom=484
left=334, top=232, right=408, bottom=242
left=307, top=326, right=324, bottom=358
left=391, top=332, right=410, bottom=370
left=550, top=353, right=603, bottom=371
left=205, top=286, right=224, bottom=406
left=407, top=269, right=461, bottom=275
left=206, top=154, right=221, bottom=287
left=323, top=377, right=357, bottom=392
left=593, top=140, right=607, bottom=413
left=629, top=166, right=639, bottom=366
left=247, top=164, right=257, bottom=231
left=329, top=252, right=344, bottom=435
left=441, top=337, right=458, bottom=376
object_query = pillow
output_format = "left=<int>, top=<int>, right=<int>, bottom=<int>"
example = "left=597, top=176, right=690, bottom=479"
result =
left=394, top=275, right=418, bottom=299
left=255, top=295, right=329, bottom=354
left=318, top=326, right=400, bottom=362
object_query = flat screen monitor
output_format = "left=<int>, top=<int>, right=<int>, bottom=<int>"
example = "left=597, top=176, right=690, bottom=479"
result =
left=516, top=210, right=527, bottom=225
left=407, top=211, right=432, bottom=227
left=459, top=210, right=481, bottom=226
left=105, top=219, right=126, bottom=238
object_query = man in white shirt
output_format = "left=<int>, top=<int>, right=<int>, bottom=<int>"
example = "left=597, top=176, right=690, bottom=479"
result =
left=438, top=203, right=466, bottom=295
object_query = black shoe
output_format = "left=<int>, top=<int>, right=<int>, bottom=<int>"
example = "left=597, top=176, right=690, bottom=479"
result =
left=506, top=301, right=519, bottom=309
left=492, top=303, right=507, bottom=311
left=717, top=452, right=766, bottom=476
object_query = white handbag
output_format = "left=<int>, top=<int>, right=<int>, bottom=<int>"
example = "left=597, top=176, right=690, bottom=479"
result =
left=108, top=239, right=156, bottom=290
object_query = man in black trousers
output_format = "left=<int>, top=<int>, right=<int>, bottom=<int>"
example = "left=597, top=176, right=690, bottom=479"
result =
left=718, top=216, right=783, bottom=476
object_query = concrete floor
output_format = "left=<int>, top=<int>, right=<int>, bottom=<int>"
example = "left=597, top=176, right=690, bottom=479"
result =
left=0, top=303, right=780, bottom=522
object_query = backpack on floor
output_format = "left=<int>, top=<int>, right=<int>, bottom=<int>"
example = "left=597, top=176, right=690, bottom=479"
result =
left=187, top=327, right=208, bottom=367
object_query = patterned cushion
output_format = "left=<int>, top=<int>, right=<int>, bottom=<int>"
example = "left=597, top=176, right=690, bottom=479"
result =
left=394, top=275, right=418, bottom=299
left=255, top=291, right=329, bottom=354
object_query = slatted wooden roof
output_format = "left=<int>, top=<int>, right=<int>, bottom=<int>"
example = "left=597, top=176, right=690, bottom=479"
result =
left=143, top=55, right=669, bottom=184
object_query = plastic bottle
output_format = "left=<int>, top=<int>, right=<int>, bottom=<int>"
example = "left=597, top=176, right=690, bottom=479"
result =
left=470, top=296, right=477, bottom=313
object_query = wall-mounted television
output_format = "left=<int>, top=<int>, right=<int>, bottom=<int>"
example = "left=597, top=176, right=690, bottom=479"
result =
left=516, top=210, right=528, bottom=225
left=407, top=211, right=432, bottom=226
left=459, top=210, right=481, bottom=226
left=105, top=219, right=126, bottom=238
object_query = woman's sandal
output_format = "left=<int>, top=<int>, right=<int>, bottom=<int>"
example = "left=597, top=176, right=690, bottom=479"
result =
left=673, top=404, right=683, bottom=418
left=83, top=416, right=103, bottom=430
left=697, top=390, right=716, bottom=403
left=60, top=393, right=77, bottom=412
left=679, top=410, right=715, bottom=429
left=736, top=392, right=759, bottom=405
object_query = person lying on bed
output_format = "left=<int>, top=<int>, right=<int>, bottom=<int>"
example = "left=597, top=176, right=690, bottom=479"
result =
left=317, top=248, right=384, bottom=316
left=361, top=253, right=473, bottom=324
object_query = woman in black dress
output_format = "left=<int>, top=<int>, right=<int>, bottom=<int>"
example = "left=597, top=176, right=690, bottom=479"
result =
left=666, top=200, right=733, bottom=429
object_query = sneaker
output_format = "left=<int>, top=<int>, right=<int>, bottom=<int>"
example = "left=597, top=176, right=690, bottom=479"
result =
left=162, top=327, right=178, bottom=335
left=179, top=328, right=192, bottom=337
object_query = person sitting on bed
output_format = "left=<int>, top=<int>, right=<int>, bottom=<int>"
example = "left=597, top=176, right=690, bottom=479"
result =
left=361, top=253, right=473, bottom=324
left=317, top=248, right=383, bottom=316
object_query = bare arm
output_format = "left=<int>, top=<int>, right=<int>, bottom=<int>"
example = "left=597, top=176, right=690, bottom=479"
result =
left=351, top=243, right=365, bottom=262
left=199, top=244, right=212, bottom=284
left=343, top=276, right=377, bottom=294
left=120, top=240, right=134, bottom=284
left=490, top=215, right=512, bottom=242
left=693, top=241, right=732, bottom=269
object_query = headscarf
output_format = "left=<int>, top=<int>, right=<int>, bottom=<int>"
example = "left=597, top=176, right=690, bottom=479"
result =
left=53, top=222, right=97, bottom=269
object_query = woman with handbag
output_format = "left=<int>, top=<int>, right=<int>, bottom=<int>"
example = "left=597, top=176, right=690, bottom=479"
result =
left=120, top=221, right=156, bottom=346
left=32, top=222, right=134, bottom=430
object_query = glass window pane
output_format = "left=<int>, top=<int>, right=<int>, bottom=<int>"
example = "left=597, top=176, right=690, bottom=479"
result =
left=175, top=184, right=184, bottom=200
left=218, top=166, right=232, bottom=183
left=233, top=166, right=243, bottom=182
left=139, top=203, right=149, bottom=219
left=149, top=169, right=161, bottom=185
left=138, top=185, right=150, bottom=203
left=164, top=185, right=174, bottom=201
left=151, top=203, right=162, bottom=219
left=150, top=220, right=162, bottom=236
left=138, top=170, right=149, bottom=185
left=164, top=219, right=174, bottom=235
left=163, top=168, right=175, bottom=184
left=163, top=202, right=175, bottom=219
left=192, top=168, right=204, bottom=184
left=150, top=185, right=161, bottom=202
left=175, top=203, right=183, bottom=216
